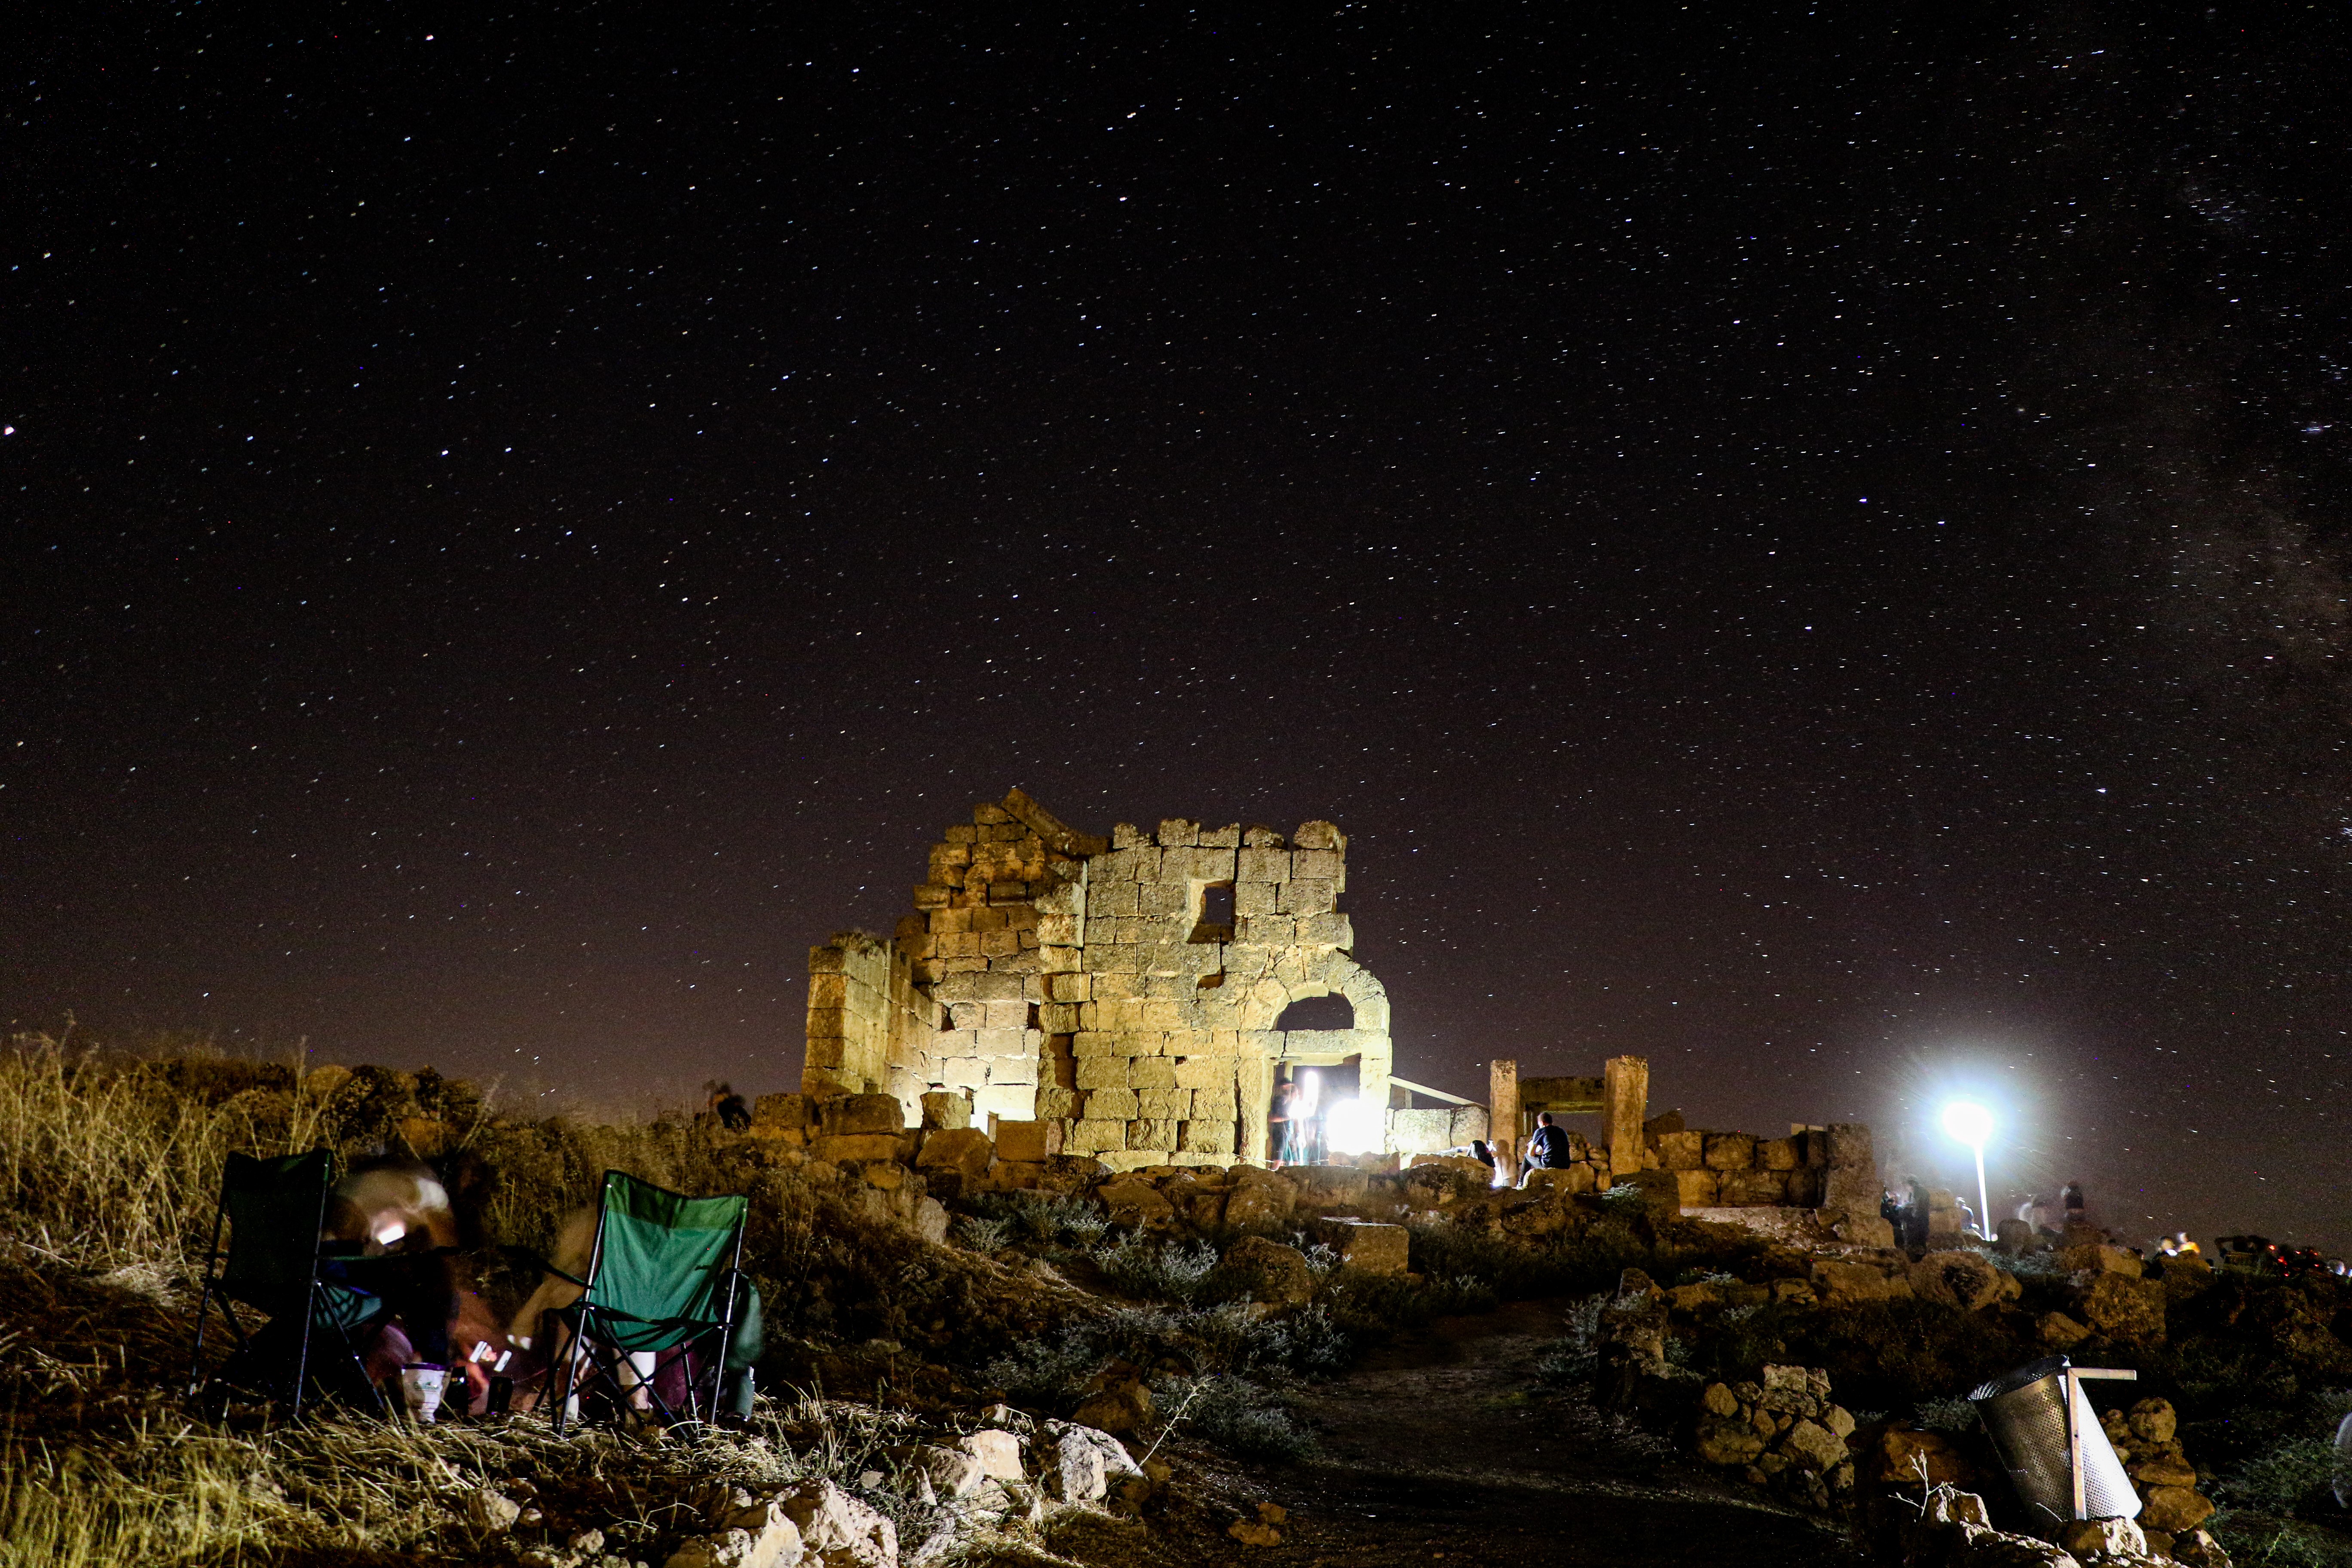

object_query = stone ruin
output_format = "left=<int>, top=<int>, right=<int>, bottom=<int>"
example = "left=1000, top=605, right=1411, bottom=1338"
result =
left=795, top=789, right=1891, bottom=1243
left=799, top=789, right=1392, bottom=1171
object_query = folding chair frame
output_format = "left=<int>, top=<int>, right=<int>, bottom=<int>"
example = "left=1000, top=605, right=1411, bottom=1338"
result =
left=549, top=1174, right=747, bottom=1436
left=186, top=1151, right=388, bottom=1420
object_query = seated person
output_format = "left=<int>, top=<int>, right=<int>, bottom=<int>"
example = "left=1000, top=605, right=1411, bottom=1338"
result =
left=1518, top=1112, right=1572, bottom=1185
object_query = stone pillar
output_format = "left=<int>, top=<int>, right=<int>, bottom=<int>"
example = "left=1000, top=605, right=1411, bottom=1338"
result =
left=1603, top=1055, right=1649, bottom=1178
left=1488, top=1058, right=1519, bottom=1185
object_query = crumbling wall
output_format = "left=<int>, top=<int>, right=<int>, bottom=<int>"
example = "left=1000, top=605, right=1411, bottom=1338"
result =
left=796, top=791, right=1392, bottom=1172
left=1067, top=817, right=1390, bottom=1170
left=803, top=931, right=935, bottom=1101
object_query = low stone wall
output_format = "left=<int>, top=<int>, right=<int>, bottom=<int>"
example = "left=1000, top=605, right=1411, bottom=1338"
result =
left=1648, top=1121, right=1827, bottom=1208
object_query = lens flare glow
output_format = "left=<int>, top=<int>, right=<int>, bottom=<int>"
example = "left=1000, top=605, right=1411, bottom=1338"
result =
left=1323, top=1096, right=1383, bottom=1156
left=1942, top=1101, right=1995, bottom=1147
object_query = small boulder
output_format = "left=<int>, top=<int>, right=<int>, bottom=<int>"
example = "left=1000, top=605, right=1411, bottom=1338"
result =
left=2039, top=1311, right=2093, bottom=1349
left=1812, top=1258, right=1908, bottom=1309
left=2057, top=1517, right=2147, bottom=1558
left=915, top=1127, right=994, bottom=1181
left=466, top=1488, right=522, bottom=1533
left=2061, top=1243, right=2144, bottom=1278
left=2139, top=1485, right=2216, bottom=1535
left=779, top=1480, right=897, bottom=1568
left=2078, top=1274, right=2168, bottom=1343
left=1222, top=1171, right=1296, bottom=1228
left=2128, top=1397, right=2178, bottom=1446
left=1214, top=1235, right=1316, bottom=1306
left=1044, top=1421, right=1143, bottom=1503
left=1782, top=1418, right=1848, bottom=1473
left=1911, top=1250, right=2007, bottom=1311
left=959, top=1428, right=1025, bottom=1482
left=1319, top=1218, right=1410, bottom=1276
left=1071, top=1377, right=1153, bottom=1436
left=1095, top=1178, right=1176, bottom=1229
left=912, top=1444, right=988, bottom=1499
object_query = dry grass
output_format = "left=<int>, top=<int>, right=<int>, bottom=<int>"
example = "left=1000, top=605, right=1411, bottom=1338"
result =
left=0, top=1035, right=330, bottom=1274
left=0, top=1034, right=1079, bottom=1565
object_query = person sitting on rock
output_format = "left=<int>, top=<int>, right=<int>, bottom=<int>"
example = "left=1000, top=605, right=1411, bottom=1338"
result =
left=705, top=1080, right=752, bottom=1131
left=1519, top=1112, right=1572, bottom=1185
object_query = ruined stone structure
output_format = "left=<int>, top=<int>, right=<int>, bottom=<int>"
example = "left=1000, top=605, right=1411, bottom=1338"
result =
left=801, top=790, right=1392, bottom=1171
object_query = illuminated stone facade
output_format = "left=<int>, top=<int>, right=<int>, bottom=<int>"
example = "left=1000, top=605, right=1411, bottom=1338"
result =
left=801, top=789, right=1392, bottom=1170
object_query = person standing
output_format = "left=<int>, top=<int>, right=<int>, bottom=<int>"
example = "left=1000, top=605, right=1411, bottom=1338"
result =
left=2061, top=1181, right=2087, bottom=1231
left=1268, top=1075, right=1298, bottom=1167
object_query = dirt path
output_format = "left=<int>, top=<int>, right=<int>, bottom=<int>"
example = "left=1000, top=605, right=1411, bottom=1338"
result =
left=1148, top=1299, right=1863, bottom=1568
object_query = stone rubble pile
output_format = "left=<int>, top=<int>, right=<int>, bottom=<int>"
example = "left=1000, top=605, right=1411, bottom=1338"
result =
left=1692, top=1364, right=1859, bottom=1513
left=1897, top=1482, right=2234, bottom=1568
left=2096, top=1399, right=2216, bottom=1543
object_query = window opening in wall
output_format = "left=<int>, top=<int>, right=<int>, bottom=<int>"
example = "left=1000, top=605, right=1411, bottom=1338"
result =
left=1189, top=880, right=1234, bottom=943
left=1271, top=993, right=1353, bottom=1032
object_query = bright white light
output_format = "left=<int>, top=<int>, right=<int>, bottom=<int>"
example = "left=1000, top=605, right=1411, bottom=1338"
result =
left=1322, top=1096, right=1383, bottom=1156
left=1942, top=1101, right=1994, bottom=1148
left=373, top=1220, right=407, bottom=1246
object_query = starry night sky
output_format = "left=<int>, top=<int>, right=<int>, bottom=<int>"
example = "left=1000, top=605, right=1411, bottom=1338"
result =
left=7, top=5, right=2349, bottom=1247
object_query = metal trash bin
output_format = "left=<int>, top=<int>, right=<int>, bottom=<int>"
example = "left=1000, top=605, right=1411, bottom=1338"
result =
left=1969, top=1356, right=2141, bottom=1527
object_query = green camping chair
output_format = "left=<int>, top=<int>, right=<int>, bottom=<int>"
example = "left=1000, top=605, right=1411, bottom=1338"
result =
left=187, top=1149, right=389, bottom=1418
left=548, top=1170, right=749, bottom=1434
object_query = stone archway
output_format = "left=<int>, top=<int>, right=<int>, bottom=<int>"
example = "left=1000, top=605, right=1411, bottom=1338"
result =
left=1238, top=956, right=1394, bottom=1163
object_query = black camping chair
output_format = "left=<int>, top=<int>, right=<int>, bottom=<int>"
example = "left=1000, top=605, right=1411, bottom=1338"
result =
left=186, top=1149, right=389, bottom=1418
left=548, top=1170, right=748, bottom=1435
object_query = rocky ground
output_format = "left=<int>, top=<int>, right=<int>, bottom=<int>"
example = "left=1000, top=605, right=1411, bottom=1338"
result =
left=1127, top=1299, right=1861, bottom=1568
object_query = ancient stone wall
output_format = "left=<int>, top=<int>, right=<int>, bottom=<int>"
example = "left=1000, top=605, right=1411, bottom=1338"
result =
left=802, top=931, right=938, bottom=1101
left=798, top=790, right=1392, bottom=1171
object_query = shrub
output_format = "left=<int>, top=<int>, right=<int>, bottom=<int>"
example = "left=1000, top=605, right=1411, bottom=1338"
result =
left=1537, top=1294, right=1608, bottom=1389
left=1148, top=1372, right=1316, bottom=1462
left=1090, top=1234, right=1220, bottom=1304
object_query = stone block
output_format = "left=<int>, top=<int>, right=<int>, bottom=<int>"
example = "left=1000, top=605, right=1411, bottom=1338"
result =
left=1704, top=1133, right=1758, bottom=1170
left=1291, top=820, right=1343, bottom=850
left=978, top=1086, right=1044, bottom=1124
left=1675, top=1169, right=1719, bottom=1206
left=821, top=1095, right=907, bottom=1136
left=1318, top=1219, right=1410, bottom=1275
left=1034, top=1087, right=1079, bottom=1121
left=919, top=1091, right=971, bottom=1131
left=1127, top=1056, right=1178, bottom=1089
left=1179, top=1119, right=1236, bottom=1155
left=916, top=1127, right=994, bottom=1179
left=1658, top=1130, right=1706, bottom=1170
left=985, top=1057, right=1038, bottom=1087
left=753, top=1093, right=809, bottom=1132
left=1075, top=1058, right=1133, bottom=1091
left=809, top=1134, right=904, bottom=1164
left=992, top=1119, right=1059, bottom=1161
left=1295, top=913, right=1353, bottom=946
left=1171, top=1057, right=1233, bottom=1090
left=1138, top=1087, right=1192, bottom=1120
left=1127, top=1118, right=1178, bottom=1150
left=1290, top=848, right=1342, bottom=882
left=1066, top=1119, right=1127, bottom=1154
left=1237, top=847, right=1291, bottom=882
left=1717, top=1168, right=1787, bottom=1205
left=1523, top=1166, right=1595, bottom=1196
left=1214, top=1236, right=1316, bottom=1305
left=1086, top=1087, right=1140, bottom=1119
left=1277, top=879, right=1338, bottom=916
left=1758, top=1136, right=1801, bottom=1171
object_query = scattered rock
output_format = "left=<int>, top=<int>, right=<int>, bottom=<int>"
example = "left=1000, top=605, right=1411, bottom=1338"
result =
left=2062, top=1243, right=2144, bottom=1278
left=1812, top=1256, right=1910, bottom=1308
left=2127, top=1398, right=2178, bottom=1446
left=959, top=1428, right=1025, bottom=1482
left=2056, top=1518, right=2147, bottom=1558
left=912, top=1444, right=988, bottom=1499
left=2039, top=1311, right=2093, bottom=1349
left=466, top=1488, right=523, bottom=1533
left=1214, top=1235, right=1317, bottom=1305
left=1317, top=1218, right=1410, bottom=1276
left=1042, top=1421, right=1142, bottom=1503
left=2078, top=1274, right=2168, bottom=1343
left=1070, top=1363, right=1153, bottom=1435
left=1911, top=1250, right=2007, bottom=1311
left=1094, top=1177, right=1176, bottom=1229
left=2172, top=1528, right=2234, bottom=1568
left=779, top=1479, right=897, bottom=1568
left=2139, top=1485, right=2216, bottom=1535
